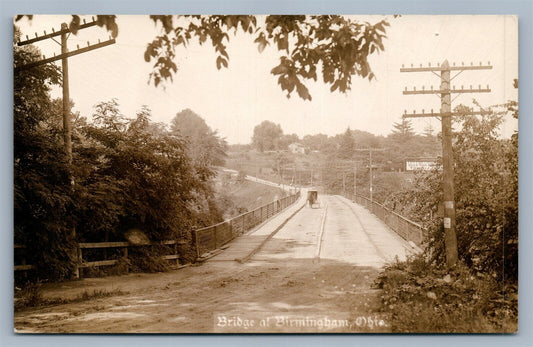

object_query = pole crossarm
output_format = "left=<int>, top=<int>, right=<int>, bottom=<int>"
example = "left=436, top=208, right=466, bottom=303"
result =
left=17, top=20, right=99, bottom=46
left=403, top=88, right=490, bottom=95
left=15, top=39, right=116, bottom=71
left=402, top=110, right=494, bottom=118
left=400, top=65, right=492, bottom=73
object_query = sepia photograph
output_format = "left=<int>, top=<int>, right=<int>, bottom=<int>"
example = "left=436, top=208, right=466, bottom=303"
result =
left=12, top=14, right=518, bottom=334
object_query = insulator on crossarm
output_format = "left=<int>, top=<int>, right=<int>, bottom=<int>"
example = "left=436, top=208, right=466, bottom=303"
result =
left=453, top=85, right=456, bottom=90
left=25, top=35, right=28, bottom=40
left=453, top=62, right=456, bottom=66
left=411, top=63, right=413, bottom=67
left=429, top=62, right=431, bottom=67
left=35, top=32, right=37, bottom=37
left=422, top=109, right=425, bottom=114
left=404, top=87, right=407, bottom=91
left=422, top=86, right=425, bottom=90
left=77, top=44, right=80, bottom=49
left=404, top=110, right=407, bottom=114
left=420, top=63, right=422, bottom=67
left=479, top=85, right=481, bottom=89
left=414, top=86, right=416, bottom=91
left=430, top=86, right=433, bottom=90
left=87, top=41, right=90, bottom=46
left=470, top=85, right=472, bottom=89
left=413, top=110, right=416, bottom=114
left=44, top=30, right=46, bottom=35
left=488, top=61, right=491, bottom=65
left=470, top=62, right=473, bottom=66
left=479, top=61, right=482, bottom=66
left=462, top=62, right=464, bottom=66
left=402, top=64, right=404, bottom=68
left=431, top=109, right=434, bottom=113
left=487, top=85, right=489, bottom=89
left=98, top=39, right=101, bottom=43
left=43, top=55, right=46, bottom=59
left=52, top=28, right=55, bottom=33
left=92, top=16, right=95, bottom=21
left=461, top=85, right=464, bottom=89
left=83, top=18, right=86, bottom=24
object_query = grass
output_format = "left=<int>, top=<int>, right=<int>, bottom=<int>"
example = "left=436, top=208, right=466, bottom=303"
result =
left=14, top=284, right=128, bottom=312
left=215, top=171, right=288, bottom=219
left=374, top=255, right=518, bottom=333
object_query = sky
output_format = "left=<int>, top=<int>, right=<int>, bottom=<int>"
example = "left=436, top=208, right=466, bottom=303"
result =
left=15, top=15, right=518, bottom=144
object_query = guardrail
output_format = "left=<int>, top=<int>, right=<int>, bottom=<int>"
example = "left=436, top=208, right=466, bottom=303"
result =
left=352, top=194, right=427, bottom=247
left=15, top=241, right=180, bottom=279
left=15, top=191, right=301, bottom=278
left=195, top=191, right=301, bottom=258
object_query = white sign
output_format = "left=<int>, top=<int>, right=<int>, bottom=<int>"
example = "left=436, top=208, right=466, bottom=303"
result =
left=405, top=160, right=437, bottom=171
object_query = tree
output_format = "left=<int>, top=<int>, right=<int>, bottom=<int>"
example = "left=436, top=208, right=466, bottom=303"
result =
left=170, top=108, right=227, bottom=171
left=423, top=123, right=435, bottom=137
left=14, top=36, right=77, bottom=279
left=279, top=133, right=300, bottom=150
left=302, top=133, right=328, bottom=151
left=384, top=101, right=518, bottom=285
left=15, top=15, right=391, bottom=101
left=338, top=127, right=355, bottom=159
left=390, top=118, right=415, bottom=141
left=252, top=121, right=283, bottom=152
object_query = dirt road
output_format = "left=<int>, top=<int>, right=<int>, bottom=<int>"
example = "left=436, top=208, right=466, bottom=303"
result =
left=15, top=194, right=417, bottom=333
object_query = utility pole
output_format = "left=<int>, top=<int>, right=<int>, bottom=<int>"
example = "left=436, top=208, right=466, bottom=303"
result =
left=353, top=160, right=357, bottom=198
left=354, top=148, right=387, bottom=207
left=401, top=59, right=492, bottom=267
left=16, top=18, right=116, bottom=278
left=16, top=17, right=116, bottom=163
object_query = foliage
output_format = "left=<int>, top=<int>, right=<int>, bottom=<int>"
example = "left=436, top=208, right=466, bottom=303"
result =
left=145, top=15, right=390, bottom=100
left=375, top=255, right=517, bottom=333
left=390, top=118, right=415, bottom=142
left=382, top=103, right=518, bottom=285
left=170, top=108, right=227, bottom=170
left=14, top=40, right=224, bottom=279
left=252, top=120, right=283, bottom=152
left=14, top=42, right=76, bottom=280
left=337, top=127, right=355, bottom=159
left=15, top=15, right=390, bottom=100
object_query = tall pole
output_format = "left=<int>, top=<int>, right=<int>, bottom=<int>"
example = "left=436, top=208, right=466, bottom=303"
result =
left=400, top=59, right=492, bottom=268
left=353, top=160, right=357, bottom=198
left=440, top=60, right=458, bottom=266
left=369, top=148, right=373, bottom=204
left=61, top=23, right=72, bottom=163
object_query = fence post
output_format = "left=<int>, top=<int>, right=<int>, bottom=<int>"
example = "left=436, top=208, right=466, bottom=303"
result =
left=194, top=230, right=200, bottom=259
left=75, top=245, right=82, bottom=279
left=122, top=246, right=129, bottom=272
left=214, top=225, right=218, bottom=249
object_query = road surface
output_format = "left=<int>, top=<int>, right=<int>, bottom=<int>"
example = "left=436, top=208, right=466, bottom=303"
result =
left=14, top=194, right=418, bottom=333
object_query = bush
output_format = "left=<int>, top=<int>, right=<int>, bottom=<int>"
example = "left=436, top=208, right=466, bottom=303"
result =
left=375, top=255, right=518, bottom=333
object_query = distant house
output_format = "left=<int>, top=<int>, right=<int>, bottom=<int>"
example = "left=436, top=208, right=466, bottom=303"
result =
left=288, top=142, right=307, bottom=154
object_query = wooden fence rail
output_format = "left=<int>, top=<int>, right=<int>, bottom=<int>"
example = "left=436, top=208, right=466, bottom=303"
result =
left=14, top=191, right=301, bottom=278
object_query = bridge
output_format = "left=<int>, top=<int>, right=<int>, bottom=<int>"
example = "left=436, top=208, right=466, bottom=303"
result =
left=15, top=178, right=423, bottom=333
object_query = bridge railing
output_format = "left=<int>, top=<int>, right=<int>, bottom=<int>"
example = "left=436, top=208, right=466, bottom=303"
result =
left=352, top=194, right=427, bottom=247
left=15, top=191, right=302, bottom=277
left=195, top=191, right=301, bottom=258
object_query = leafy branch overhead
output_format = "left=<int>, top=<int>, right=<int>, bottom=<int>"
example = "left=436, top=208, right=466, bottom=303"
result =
left=15, top=15, right=389, bottom=101
left=146, top=15, right=390, bottom=100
